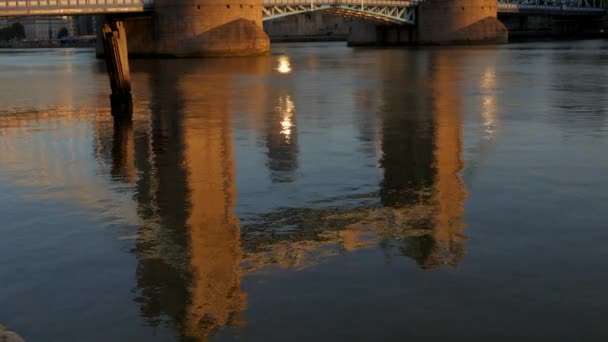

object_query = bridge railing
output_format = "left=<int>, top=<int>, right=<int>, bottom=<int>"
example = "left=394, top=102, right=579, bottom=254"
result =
left=0, top=0, right=152, bottom=13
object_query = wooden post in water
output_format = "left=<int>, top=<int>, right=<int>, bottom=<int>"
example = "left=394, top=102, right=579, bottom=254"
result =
left=102, top=19, right=132, bottom=119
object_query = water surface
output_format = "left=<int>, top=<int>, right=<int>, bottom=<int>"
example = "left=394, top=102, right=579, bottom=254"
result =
left=1, top=41, right=608, bottom=341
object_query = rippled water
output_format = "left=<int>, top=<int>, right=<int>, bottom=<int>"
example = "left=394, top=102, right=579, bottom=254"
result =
left=1, top=41, right=608, bottom=341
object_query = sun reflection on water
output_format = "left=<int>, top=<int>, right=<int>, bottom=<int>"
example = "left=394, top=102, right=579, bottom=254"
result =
left=278, top=95, right=295, bottom=142
left=481, top=67, right=497, bottom=138
left=276, top=55, right=292, bottom=74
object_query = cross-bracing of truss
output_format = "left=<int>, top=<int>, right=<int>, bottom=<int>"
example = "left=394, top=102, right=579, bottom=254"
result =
left=262, top=0, right=418, bottom=24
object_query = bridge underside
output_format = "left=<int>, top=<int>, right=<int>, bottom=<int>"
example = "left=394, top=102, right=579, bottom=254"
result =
left=262, top=4, right=415, bottom=25
left=498, top=3, right=606, bottom=16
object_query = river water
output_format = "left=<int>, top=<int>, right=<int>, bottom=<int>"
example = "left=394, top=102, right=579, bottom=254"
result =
left=1, top=41, right=608, bottom=341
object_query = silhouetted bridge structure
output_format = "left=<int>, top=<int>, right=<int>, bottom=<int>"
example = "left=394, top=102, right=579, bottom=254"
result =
left=0, top=0, right=605, bottom=24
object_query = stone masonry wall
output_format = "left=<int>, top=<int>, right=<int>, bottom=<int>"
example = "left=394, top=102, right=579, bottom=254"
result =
left=152, top=0, right=269, bottom=56
left=109, top=0, right=270, bottom=57
left=417, top=0, right=508, bottom=44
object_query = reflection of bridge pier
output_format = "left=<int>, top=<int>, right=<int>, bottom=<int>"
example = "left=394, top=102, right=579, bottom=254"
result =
left=375, top=50, right=467, bottom=268
left=237, top=51, right=468, bottom=271
left=179, top=65, right=245, bottom=339
left=100, top=60, right=249, bottom=340
left=427, top=53, right=467, bottom=267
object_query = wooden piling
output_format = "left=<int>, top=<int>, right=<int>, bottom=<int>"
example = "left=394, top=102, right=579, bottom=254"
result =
left=102, top=20, right=132, bottom=119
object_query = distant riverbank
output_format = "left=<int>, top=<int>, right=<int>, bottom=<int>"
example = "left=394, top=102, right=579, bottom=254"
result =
left=0, top=38, right=95, bottom=49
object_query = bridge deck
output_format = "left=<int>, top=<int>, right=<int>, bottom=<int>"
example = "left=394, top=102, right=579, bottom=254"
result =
left=0, top=0, right=151, bottom=16
left=0, top=0, right=604, bottom=19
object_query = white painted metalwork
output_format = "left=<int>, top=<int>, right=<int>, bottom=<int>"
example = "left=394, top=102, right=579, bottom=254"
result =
left=261, top=0, right=606, bottom=24
left=262, top=0, right=418, bottom=24
left=0, top=0, right=152, bottom=16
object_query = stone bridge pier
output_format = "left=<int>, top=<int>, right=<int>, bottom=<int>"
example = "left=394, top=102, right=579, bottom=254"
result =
left=99, top=0, right=270, bottom=57
left=348, top=0, right=508, bottom=45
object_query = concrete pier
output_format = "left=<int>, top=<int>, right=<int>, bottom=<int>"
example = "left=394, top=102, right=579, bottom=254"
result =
left=349, top=0, right=508, bottom=46
left=122, top=0, right=269, bottom=57
left=417, top=0, right=507, bottom=44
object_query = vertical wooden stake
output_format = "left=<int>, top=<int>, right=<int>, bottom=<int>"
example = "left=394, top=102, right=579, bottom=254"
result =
left=102, top=19, right=132, bottom=119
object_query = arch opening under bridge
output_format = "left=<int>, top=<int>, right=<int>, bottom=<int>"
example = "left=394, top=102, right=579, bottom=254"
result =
left=261, top=0, right=418, bottom=25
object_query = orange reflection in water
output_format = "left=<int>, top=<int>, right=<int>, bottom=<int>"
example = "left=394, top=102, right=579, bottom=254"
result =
left=240, top=53, right=468, bottom=271
left=429, top=54, right=467, bottom=268
left=0, top=54, right=470, bottom=340
left=181, top=74, right=245, bottom=339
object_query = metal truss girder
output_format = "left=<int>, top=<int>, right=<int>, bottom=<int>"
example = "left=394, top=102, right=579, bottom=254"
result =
left=262, top=3, right=415, bottom=24
left=263, top=4, right=331, bottom=19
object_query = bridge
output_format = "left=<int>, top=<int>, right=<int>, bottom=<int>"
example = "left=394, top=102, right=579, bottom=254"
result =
left=0, top=0, right=605, bottom=24
left=0, top=0, right=605, bottom=118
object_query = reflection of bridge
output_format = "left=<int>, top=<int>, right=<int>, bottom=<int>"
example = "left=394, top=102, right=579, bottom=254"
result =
left=0, top=50, right=474, bottom=339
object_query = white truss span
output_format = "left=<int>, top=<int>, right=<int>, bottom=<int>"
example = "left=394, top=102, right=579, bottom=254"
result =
left=262, top=0, right=418, bottom=24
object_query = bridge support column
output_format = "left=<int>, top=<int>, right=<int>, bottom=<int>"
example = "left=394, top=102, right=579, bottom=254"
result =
left=102, top=20, right=132, bottom=119
left=122, top=0, right=269, bottom=57
left=348, top=0, right=507, bottom=46
left=416, top=0, right=508, bottom=44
